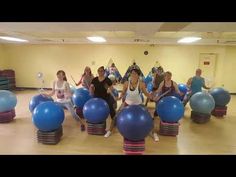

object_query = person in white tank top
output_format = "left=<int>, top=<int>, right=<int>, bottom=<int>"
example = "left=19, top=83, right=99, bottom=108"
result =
left=55, top=80, right=71, bottom=103
left=125, top=79, right=143, bottom=105
left=104, top=68, right=153, bottom=138
left=119, top=68, right=153, bottom=106
left=42, top=70, right=86, bottom=131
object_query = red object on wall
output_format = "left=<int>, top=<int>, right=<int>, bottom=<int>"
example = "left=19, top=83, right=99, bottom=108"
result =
left=204, top=61, right=210, bottom=65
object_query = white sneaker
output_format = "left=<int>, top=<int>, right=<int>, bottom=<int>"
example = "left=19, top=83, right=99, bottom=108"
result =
left=153, top=133, right=159, bottom=142
left=104, top=131, right=112, bottom=138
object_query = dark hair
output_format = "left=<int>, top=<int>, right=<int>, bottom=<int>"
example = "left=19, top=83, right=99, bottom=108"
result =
left=98, top=66, right=105, bottom=71
left=157, top=66, right=164, bottom=73
left=151, top=67, right=157, bottom=74
left=57, top=70, right=67, bottom=81
left=133, top=62, right=136, bottom=65
left=130, top=68, right=141, bottom=76
left=165, top=71, right=172, bottom=77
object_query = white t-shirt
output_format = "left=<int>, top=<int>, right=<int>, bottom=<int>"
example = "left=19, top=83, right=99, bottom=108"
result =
left=54, top=81, right=71, bottom=103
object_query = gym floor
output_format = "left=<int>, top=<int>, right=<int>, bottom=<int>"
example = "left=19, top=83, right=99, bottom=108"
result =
left=0, top=90, right=236, bottom=154
left=0, top=88, right=235, bottom=155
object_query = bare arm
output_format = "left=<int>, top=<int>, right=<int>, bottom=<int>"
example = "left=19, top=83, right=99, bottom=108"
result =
left=173, top=81, right=183, bottom=95
left=186, top=77, right=192, bottom=88
left=203, top=85, right=210, bottom=89
left=76, top=76, right=83, bottom=86
left=65, top=82, right=72, bottom=98
left=202, top=78, right=210, bottom=89
left=140, top=82, right=152, bottom=99
left=107, top=84, right=114, bottom=94
left=154, top=81, right=164, bottom=96
left=151, top=81, right=165, bottom=102
left=89, top=84, right=95, bottom=96
left=118, top=81, right=128, bottom=100
left=76, top=80, right=82, bottom=86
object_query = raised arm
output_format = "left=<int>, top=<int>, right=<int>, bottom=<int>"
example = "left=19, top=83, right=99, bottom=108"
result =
left=154, top=81, right=164, bottom=96
left=173, top=81, right=183, bottom=95
left=76, top=76, right=83, bottom=86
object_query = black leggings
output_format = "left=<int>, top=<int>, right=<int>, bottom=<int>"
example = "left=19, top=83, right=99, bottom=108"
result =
left=105, top=96, right=116, bottom=119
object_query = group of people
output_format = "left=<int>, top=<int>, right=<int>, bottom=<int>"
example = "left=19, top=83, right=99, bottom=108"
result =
left=105, top=63, right=122, bottom=83
left=42, top=62, right=210, bottom=142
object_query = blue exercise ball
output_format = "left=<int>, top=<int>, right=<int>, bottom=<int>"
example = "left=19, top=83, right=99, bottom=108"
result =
left=178, top=84, right=188, bottom=94
left=139, top=104, right=148, bottom=111
left=72, top=87, right=92, bottom=108
left=144, top=75, right=152, bottom=85
left=83, top=98, right=110, bottom=123
left=0, top=90, right=17, bottom=112
left=157, top=96, right=184, bottom=123
left=29, top=94, right=54, bottom=113
left=172, top=92, right=184, bottom=101
left=117, top=105, right=153, bottom=141
left=190, top=92, right=215, bottom=114
left=209, top=87, right=231, bottom=106
left=147, top=82, right=153, bottom=93
left=32, top=102, right=65, bottom=131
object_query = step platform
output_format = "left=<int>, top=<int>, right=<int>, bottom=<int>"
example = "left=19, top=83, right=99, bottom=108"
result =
left=159, top=121, right=179, bottom=136
left=123, top=138, right=145, bottom=155
left=37, top=126, right=63, bottom=145
left=0, top=109, right=16, bottom=123
left=211, top=106, right=227, bottom=118
left=191, top=111, right=211, bottom=124
left=87, top=121, right=106, bottom=135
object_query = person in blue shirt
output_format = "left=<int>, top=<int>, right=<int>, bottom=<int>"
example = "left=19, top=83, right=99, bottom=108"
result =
left=183, top=69, right=210, bottom=106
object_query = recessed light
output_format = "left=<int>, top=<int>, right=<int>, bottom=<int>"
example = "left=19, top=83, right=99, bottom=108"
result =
left=178, top=37, right=201, bottom=43
left=87, top=36, right=106, bottom=43
left=0, top=36, right=28, bottom=42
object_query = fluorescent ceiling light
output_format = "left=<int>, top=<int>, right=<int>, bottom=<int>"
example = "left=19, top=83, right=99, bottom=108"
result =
left=0, top=36, right=28, bottom=42
left=87, top=36, right=106, bottom=43
left=178, top=37, right=201, bottom=43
